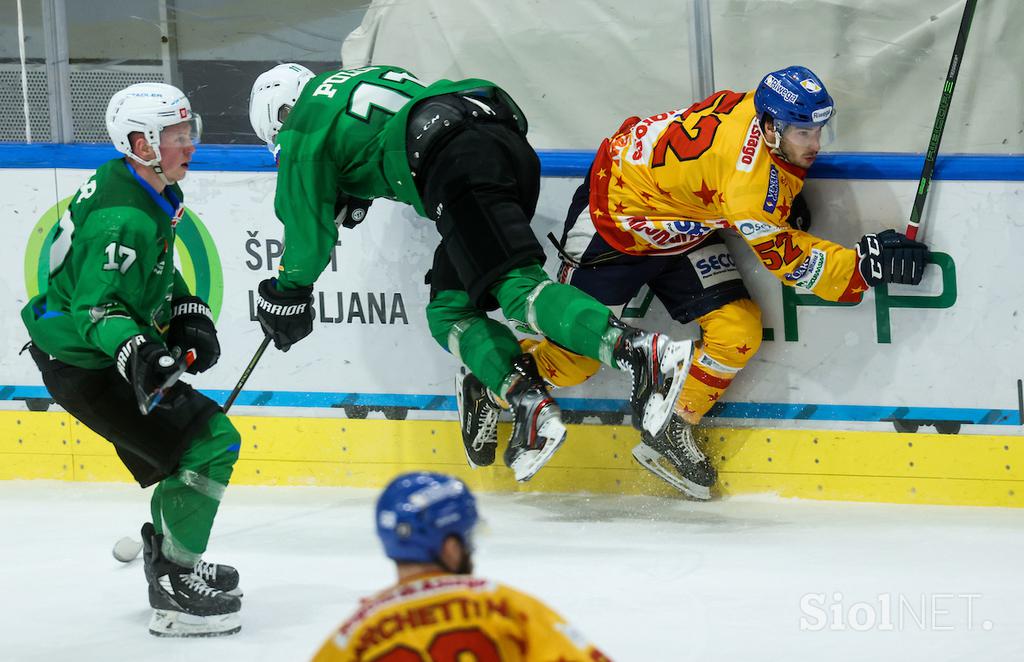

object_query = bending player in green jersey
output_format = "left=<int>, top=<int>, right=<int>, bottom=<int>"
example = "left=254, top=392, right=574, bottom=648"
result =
left=21, top=84, right=241, bottom=637
left=249, top=64, right=693, bottom=482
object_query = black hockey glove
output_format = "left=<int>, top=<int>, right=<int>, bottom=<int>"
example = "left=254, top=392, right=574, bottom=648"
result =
left=166, top=296, right=219, bottom=374
left=856, top=229, right=930, bottom=286
left=335, top=194, right=373, bottom=229
left=255, top=277, right=314, bottom=352
left=786, top=192, right=812, bottom=232
left=116, top=335, right=182, bottom=412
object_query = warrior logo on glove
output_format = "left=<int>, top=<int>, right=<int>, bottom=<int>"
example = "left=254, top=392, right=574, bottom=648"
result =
left=255, top=277, right=314, bottom=351
left=167, top=296, right=219, bottom=373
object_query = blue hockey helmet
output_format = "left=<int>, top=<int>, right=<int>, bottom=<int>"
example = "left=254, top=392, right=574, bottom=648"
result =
left=376, top=472, right=478, bottom=564
left=754, top=66, right=835, bottom=133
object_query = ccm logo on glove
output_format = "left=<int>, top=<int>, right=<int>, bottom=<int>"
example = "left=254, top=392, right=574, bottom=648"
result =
left=856, top=229, right=929, bottom=287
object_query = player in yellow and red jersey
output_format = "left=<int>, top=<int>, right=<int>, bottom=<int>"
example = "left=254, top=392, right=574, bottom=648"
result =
left=310, top=472, right=612, bottom=661
left=454, top=66, right=929, bottom=499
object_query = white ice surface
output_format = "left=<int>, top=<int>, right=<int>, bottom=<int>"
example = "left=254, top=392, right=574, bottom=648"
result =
left=2, top=482, right=1023, bottom=662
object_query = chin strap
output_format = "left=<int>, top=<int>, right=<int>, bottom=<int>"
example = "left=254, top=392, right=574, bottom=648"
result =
left=767, top=135, right=798, bottom=166
left=148, top=142, right=174, bottom=186
left=126, top=147, right=175, bottom=187
left=153, top=162, right=173, bottom=187
left=760, top=120, right=797, bottom=165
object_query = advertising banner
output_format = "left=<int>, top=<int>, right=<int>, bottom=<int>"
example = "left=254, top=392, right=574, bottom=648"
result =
left=4, top=166, right=1022, bottom=432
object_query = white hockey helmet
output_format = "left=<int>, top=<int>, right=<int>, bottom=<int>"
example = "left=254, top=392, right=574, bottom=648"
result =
left=106, top=82, right=201, bottom=168
left=249, top=63, right=315, bottom=152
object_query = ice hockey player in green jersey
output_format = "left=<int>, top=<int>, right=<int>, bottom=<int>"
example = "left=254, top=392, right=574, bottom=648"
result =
left=21, top=83, right=242, bottom=637
left=249, top=63, right=694, bottom=482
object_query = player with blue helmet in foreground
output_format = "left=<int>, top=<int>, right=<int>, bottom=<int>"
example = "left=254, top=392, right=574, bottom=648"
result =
left=457, top=65, right=931, bottom=500
left=376, top=471, right=479, bottom=572
left=311, top=472, right=613, bottom=661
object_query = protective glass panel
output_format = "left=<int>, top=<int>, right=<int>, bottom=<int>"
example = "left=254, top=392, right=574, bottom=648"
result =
left=324, top=0, right=695, bottom=150
left=0, top=0, right=49, bottom=141
left=1, top=0, right=1019, bottom=153
left=64, top=1, right=163, bottom=142
left=173, top=0, right=367, bottom=143
left=711, top=0, right=1022, bottom=154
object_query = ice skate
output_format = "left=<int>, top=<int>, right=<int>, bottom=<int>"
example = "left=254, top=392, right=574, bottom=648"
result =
left=455, top=368, right=501, bottom=468
left=503, top=355, right=567, bottom=482
left=632, top=415, right=716, bottom=500
left=142, top=522, right=241, bottom=596
left=147, top=545, right=241, bottom=637
left=611, top=321, right=693, bottom=438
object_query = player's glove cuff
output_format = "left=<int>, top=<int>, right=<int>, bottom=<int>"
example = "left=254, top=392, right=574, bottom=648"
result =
left=339, top=196, right=373, bottom=229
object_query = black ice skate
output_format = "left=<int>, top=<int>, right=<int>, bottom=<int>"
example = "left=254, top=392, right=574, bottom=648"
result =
left=142, top=522, right=241, bottom=596
left=632, top=415, right=716, bottom=500
left=147, top=551, right=241, bottom=638
left=610, top=320, right=693, bottom=438
left=143, top=523, right=241, bottom=638
left=503, top=354, right=567, bottom=482
left=455, top=368, right=501, bottom=468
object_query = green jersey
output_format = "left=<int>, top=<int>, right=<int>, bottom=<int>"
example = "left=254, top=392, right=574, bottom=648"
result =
left=22, top=157, right=191, bottom=369
left=273, top=64, right=514, bottom=288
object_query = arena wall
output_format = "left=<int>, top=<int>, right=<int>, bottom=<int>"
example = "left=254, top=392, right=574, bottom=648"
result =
left=1, top=146, right=1021, bottom=506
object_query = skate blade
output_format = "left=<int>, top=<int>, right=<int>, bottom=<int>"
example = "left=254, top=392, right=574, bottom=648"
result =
left=510, top=419, right=568, bottom=482
left=631, top=442, right=711, bottom=501
left=641, top=340, right=693, bottom=437
left=148, top=608, right=241, bottom=638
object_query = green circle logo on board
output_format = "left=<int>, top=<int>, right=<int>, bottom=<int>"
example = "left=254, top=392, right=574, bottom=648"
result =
left=24, top=196, right=224, bottom=320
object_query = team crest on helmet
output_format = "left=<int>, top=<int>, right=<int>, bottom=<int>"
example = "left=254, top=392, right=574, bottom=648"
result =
left=800, top=78, right=822, bottom=93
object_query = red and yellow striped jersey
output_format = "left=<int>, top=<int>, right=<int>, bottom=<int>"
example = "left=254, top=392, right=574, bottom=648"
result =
left=311, top=573, right=612, bottom=662
left=589, top=91, right=867, bottom=302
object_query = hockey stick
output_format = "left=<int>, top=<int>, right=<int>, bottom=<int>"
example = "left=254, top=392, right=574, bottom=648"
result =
left=905, top=0, right=977, bottom=241
left=222, top=335, right=272, bottom=414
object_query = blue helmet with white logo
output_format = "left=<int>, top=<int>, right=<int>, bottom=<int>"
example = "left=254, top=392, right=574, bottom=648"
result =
left=754, top=66, right=834, bottom=132
left=376, top=472, right=478, bottom=564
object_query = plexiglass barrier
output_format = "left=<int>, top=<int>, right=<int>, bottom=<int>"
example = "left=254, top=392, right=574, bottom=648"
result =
left=1, top=0, right=1020, bottom=153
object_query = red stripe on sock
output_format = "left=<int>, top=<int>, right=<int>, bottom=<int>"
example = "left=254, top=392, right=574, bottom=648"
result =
left=688, top=364, right=733, bottom=390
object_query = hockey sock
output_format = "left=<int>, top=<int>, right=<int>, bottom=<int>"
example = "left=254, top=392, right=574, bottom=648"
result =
left=677, top=344, right=740, bottom=424
left=491, top=264, right=621, bottom=366
left=153, top=413, right=240, bottom=566
left=677, top=299, right=760, bottom=424
left=150, top=482, right=165, bottom=534
left=520, top=338, right=601, bottom=388
left=426, top=289, right=523, bottom=395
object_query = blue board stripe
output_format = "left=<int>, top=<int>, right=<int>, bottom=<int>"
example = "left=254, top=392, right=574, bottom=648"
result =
left=1, top=143, right=1022, bottom=181
left=3, top=385, right=1018, bottom=425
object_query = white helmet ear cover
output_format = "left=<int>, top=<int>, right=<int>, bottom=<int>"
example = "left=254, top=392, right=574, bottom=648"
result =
left=249, top=63, right=315, bottom=151
left=105, top=82, right=198, bottom=167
